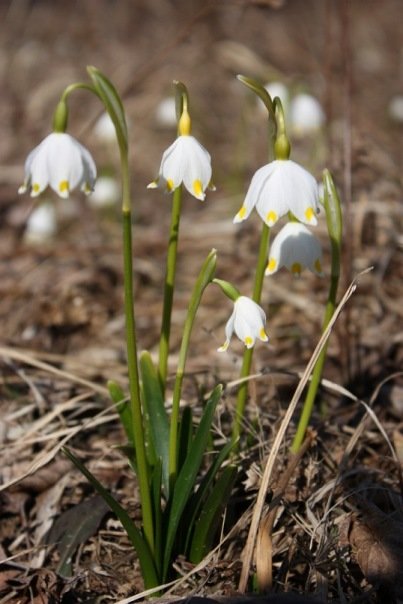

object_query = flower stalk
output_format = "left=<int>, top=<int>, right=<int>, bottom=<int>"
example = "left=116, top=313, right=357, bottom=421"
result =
left=291, top=170, right=342, bottom=453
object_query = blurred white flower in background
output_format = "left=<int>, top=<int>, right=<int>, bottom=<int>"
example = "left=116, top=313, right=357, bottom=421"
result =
left=289, top=93, right=325, bottom=136
left=93, top=112, right=117, bottom=144
left=155, top=96, right=177, bottom=128
left=388, top=95, right=403, bottom=123
left=88, top=175, right=120, bottom=208
left=24, top=201, right=57, bottom=244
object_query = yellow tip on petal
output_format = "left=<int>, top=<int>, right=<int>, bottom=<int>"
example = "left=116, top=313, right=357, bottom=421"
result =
left=193, top=179, right=204, bottom=199
left=59, top=180, right=69, bottom=197
left=147, top=180, right=158, bottom=189
left=314, top=259, right=323, bottom=274
left=234, top=205, right=247, bottom=222
left=259, top=327, right=268, bottom=342
left=244, top=336, right=254, bottom=348
left=31, top=183, right=41, bottom=197
left=291, top=262, right=302, bottom=276
left=217, top=340, right=229, bottom=353
left=266, top=210, right=278, bottom=226
left=166, top=178, right=175, bottom=192
left=266, top=258, right=277, bottom=274
left=304, top=207, right=315, bottom=223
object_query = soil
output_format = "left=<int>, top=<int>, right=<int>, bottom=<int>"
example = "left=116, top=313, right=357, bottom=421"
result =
left=0, top=1, right=402, bottom=602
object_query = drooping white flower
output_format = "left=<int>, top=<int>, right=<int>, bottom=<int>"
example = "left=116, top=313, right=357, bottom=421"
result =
left=234, top=159, right=319, bottom=227
left=19, top=132, right=96, bottom=199
left=289, top=93, right=325, bottom=136
left=266, top=221, right=323, bottom=277
left=218, top=296, right=269, bottom=352
left=148, top=134, right=214, bottom=201
left=388, top=95, right=403, bottom=123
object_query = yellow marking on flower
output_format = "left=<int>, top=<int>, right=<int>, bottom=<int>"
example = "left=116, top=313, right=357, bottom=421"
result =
left=83, top=182, right=92, bottom=194
left=32, top=183, right=40, bottom=194
left=259, top=327, right=268, bottom=341
left=166, top=178, right=175, bottom=192
left=304, top=207, right=315, bottom=223
left=193, top=179, right=203, bottom=198
left=266, top=210, right=278, bottom=225
left=314, top=259, right=322, bottom=273
left=244, top=336, right=253, bottom=347
left=178, top=108, right=191, bottom=136
left=267, top=258, right=277, bottom=273
left=291, top=262, right=302, bottom=275
left=217, top=340, right=229, bottom=352
left=59, top=180, right=69, bottom=194
left=236, top=206, right=247, bottom=220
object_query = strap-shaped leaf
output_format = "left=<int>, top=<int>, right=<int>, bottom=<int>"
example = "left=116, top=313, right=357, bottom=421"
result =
left=177, top=405, right=193, bottom=474
left=189, top=465, right=237, bottom=563
left=140, top=351, right=170, bottom=495
left=107, top=380, right=133, bottom=445
left=62, top=446, right=159, bottom=589
left=163, top=384, right=222, bottom=579
left=184, top=438, right=235, bottom=552
left=87, top=66, right=128, bottom=152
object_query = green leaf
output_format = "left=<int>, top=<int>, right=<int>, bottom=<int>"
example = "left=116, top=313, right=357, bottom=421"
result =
left=163, top=384, right=222, bottom=579
left=184, top=438, right=235, bottom=552
left=107, top=380, right=133, bottom=446
left=189, top=465, right=237, bottom=563
left=87, top=66, right=128, bottom=152
left=140, top=351, right=170, bottom=495
left=177, top=405, right=193, bottom=474
left=62, top=446, right=159, bottom=589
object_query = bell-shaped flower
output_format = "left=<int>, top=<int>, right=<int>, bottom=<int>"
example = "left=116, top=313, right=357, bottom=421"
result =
left=18, top=132, right=97, bottom=199
left=218, top=296, right=269, bottom=352
left=148, top=134, right=214, bottom=201
left=234, top=159, right=319, bottom=228
left=266, top=221, right=323, bottom=277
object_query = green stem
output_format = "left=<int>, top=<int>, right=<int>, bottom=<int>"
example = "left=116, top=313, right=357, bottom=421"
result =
left=231, top=223, right=270, bottom=443
left=291, top=170, right=342, bottom=453
left=290, top=276, right=337, bottom=453
left=168, top=249, right=217, bottom=487
left=121, top=155, right=154, bottom=554
left=158, top=185, right=183, bottom=395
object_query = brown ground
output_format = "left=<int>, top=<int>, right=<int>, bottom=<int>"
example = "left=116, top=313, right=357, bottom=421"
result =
left=0, top=1, right=402, bottom=602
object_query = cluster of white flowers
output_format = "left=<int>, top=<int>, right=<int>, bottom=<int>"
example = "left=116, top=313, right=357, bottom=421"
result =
left=18, top=85, right=324, bottom=352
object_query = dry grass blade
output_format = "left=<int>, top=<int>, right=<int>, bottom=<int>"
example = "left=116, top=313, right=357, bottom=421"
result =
left=0, top=346, right=109, bottom=395
left=238, top=268, right=372, bottom=592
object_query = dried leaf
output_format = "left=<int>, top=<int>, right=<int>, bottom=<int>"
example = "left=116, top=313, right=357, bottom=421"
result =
left=345, top=509, right=403, bottom=593
left=45, top=495, right=109, bottom=577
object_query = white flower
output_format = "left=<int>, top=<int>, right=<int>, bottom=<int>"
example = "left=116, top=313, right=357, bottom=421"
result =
left=234, top=159, right=319, bottom=227
left=289, top=93, right=325, bottom=136
left=218, top=296, right=268, bottom=352
left=19, top=132, right=96, bottom=199
left=24, top=201, right=57, bottom=244
left=93, top=112, right=116, bottom=143
left=148, top=135, right=213, bottom=201
left=88, top=176, right=120, bottom=208
left=155, top=96, right=177, bottom=128
left=266, top=221, right=323, bottom=277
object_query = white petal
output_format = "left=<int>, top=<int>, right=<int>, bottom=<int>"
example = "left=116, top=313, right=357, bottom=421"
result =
left=181, top=136, right=212, bottom=200
left=234, top=163, right=276, bottom=224
left=281, top=160, right=319, bottom=225
left=159, top=137, right=186, bottom=190
left=267, top=222, right=322, bottom=276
